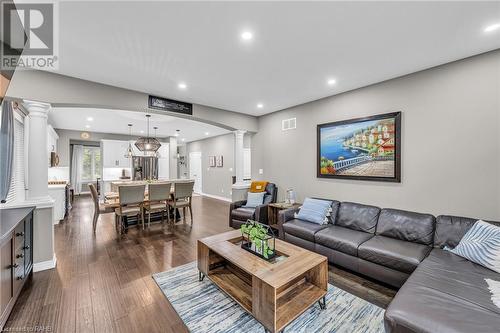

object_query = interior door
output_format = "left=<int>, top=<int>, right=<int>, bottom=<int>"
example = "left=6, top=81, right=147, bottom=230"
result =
left=189, top=152, right=202, bottom=194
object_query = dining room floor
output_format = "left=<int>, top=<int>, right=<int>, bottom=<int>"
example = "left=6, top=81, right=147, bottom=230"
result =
left=4, top=195, right=396, bottom=333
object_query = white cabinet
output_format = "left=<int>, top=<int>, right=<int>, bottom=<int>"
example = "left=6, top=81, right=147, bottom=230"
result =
left=102, top=140, right=130, bottom=168
left=47, top=125, right=58, bottom=166
left=158, top=144, right=169, bottom=179
left=48, top=186, right=65, bottom=224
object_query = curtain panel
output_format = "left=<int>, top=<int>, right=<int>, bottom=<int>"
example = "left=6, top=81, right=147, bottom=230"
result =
left=71, top=145, right=84, bottom=194
left=0, top=101, right=14, bottom=203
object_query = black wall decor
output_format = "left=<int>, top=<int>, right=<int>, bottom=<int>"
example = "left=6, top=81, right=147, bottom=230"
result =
left=148, top=95, right=193, bottom=115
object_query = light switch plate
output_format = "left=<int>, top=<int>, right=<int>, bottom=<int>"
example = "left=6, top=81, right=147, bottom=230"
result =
left=259, top=169, right=263, bottom=175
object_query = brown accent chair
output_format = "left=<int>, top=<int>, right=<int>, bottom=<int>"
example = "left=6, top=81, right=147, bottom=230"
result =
left=115, top=184, right=146, bottom=233
left=88, top=183, right=113, bottom=233
left=144, top=182, right=172, bottom=227
left=229, top=183, right=278, bottom=229
left=167, top=181, right=194, bottom=225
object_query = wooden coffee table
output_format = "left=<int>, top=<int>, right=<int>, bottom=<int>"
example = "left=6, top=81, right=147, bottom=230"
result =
left=197, top=230, right=328, bottom=333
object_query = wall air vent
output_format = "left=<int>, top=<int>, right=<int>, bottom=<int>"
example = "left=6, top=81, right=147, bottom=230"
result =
left=282, top=117, right=296, bottom=131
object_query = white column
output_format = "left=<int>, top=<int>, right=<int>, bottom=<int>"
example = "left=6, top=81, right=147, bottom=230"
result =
left=23, top=100, right=51, bottom=200
left=22, top=100, right=56, bottom=272
left=234, top=130, right=246, bottom=184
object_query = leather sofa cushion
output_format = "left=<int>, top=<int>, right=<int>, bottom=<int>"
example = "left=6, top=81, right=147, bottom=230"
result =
left=377, top=208, right=435, bottom=245
left=434, top=215, right=500, bottom=249
left=385, top=249, right=500, bottom=333
left=358, top=236, right=431, bottom=274
left=315, top=226, right=373, bottom=256
left=231, top=207, right=255, bottom=221
left=336, top=202, right=380, bottom=234
left=282, top=219, right=329, bottom=242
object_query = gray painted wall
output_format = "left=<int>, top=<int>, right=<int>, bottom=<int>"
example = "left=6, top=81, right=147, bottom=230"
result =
left=187, top=134, right=235, bottom=199
left=252, top=50, right=500, bottom=220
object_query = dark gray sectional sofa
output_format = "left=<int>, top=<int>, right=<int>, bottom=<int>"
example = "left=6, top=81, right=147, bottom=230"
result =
left=275, top=200, right=500, bottom=333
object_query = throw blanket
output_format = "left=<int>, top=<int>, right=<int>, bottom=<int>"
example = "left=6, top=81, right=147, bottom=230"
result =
left=250, top=181, right=268, bottom=193
left=485, top=279, right=500, bottom=309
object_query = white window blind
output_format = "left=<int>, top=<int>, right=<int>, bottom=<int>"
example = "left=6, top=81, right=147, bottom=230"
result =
left=5, top=112, right=25, bottom=203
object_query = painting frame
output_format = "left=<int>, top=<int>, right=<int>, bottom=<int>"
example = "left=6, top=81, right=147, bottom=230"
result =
left=317, top=111, right=401, bottom=182
left=209, top=156, right=216, bottom=167
left=216, top=155, right=223, bottom=167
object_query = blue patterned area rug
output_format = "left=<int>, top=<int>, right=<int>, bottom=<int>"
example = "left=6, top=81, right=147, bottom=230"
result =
left=153, top=262, right=384, bottom=333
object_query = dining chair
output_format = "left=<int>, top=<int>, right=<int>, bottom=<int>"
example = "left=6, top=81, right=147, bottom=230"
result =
left=88, top=183, right=113, bottom=233
left=144, top=182, right=172, bottom=228
left=115, top=184, right=146, bottom=233
left=167, top=181, right=194, bottom=225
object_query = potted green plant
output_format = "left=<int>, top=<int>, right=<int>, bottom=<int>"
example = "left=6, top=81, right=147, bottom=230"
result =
left=240, top=220, right=276, bottom=260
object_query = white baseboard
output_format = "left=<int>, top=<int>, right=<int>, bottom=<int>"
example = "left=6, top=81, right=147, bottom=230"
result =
left=201, top=192, right=232, bottom=203
left=33, top=254, right=57, bottom=272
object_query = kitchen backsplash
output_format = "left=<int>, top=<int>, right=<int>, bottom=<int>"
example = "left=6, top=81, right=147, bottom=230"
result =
left=48, top=167, right=69, bottom=181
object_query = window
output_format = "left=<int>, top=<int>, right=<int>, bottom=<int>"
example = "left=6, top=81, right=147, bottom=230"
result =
left=82, top=146, right=101, bottom=181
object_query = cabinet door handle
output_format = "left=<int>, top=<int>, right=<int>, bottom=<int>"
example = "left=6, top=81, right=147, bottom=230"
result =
left=16, top=232, right=24, bottom=237
left=16, top=275, right=24, bottom=280
left=11, top=263, right=19, bottom=269
left=23, top=245, right=30, bottom=250
left=16, top=253, right=24, bottom=259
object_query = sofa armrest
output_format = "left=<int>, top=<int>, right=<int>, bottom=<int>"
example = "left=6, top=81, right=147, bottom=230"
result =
left=229, top=200, right=247, bottom=228
left=277, top=207, right=300, bottom=240
left=254, top=204, right=270, bottom=225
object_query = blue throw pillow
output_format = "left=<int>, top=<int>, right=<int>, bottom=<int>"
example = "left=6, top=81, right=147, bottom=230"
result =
left=296, top=198, right=333, bottom=225
left=244, top=192, right=265, bottom=208
left=446, top=220, right=500, bottom=274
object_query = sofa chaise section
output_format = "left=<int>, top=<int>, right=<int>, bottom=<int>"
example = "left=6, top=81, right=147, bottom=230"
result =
left=385, top=215, right=500, bottom=333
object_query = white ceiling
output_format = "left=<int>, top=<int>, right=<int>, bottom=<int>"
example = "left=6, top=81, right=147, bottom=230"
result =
left=47, top=1, right=500, bottom=116
left=48, top=107, right=230, bottom=143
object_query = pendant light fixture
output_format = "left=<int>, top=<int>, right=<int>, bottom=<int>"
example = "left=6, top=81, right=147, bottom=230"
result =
left=135, top=114, right=161, bottom=154
left=124, top=124, right=134, bottom=158
left=153, top=127, right=161, bottom=158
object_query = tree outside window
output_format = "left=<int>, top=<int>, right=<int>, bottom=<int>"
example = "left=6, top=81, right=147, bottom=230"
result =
left=82, top=147, right=101, bottom=181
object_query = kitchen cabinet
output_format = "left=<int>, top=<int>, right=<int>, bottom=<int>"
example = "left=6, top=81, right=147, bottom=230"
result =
left=158, top=144, right=170, bottom=179
left=47, top=125, right=58, bottom=166
left=48, top=185, right=66, bottom=224
left=0, top=207, right=34, bottom=330
left=102, top=140, right=131, bottom=168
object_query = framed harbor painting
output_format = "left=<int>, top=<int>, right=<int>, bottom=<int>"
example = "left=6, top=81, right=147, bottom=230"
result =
left=317, top=112, right=401, bottom=182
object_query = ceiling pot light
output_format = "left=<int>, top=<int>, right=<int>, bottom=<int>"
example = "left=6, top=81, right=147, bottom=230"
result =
left=175, top=129, right=180, bottom=137
left=484, top=23, right=500, bottom=33
left=327, top=78, right=337, bottom=86
left=85, top=124, right=90, bottom=129
left=86, top=117, right=94, bottom=121
left=205, top=132, right=209, bottom=136
left=178, top=82, right=187, bottom=89
left=241, top=31, right=253, bottom=41
left=181, top=138, right=186, bottom=142
left=135, top=114, right=161, bottom=154
left=125, top=124, right=134, bottom=158
left=257, top=103, right=263, bottom=109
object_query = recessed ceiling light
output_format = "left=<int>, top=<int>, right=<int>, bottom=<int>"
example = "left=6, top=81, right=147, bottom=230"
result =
left=86, top=117, right=94, bottom=121
left=484, top=23, right=500, bottom=33
left=205, top=132, right=209, bottom=136
left=241, top=31, right=253, bottom=41
left=85, top=124, right=91, bottom=129
left=178, top=82, right=187, bottom=89
left=257, top=103, right=263, bottom=109
left=181, top=138, right=186, bottom=142
left=327, top=78, right=337, bottom=86
left=140, top=130, right=144, bottom=134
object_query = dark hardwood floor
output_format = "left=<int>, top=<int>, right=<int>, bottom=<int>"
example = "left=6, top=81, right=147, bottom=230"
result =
left=5, top=195, right=395, bottom=332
